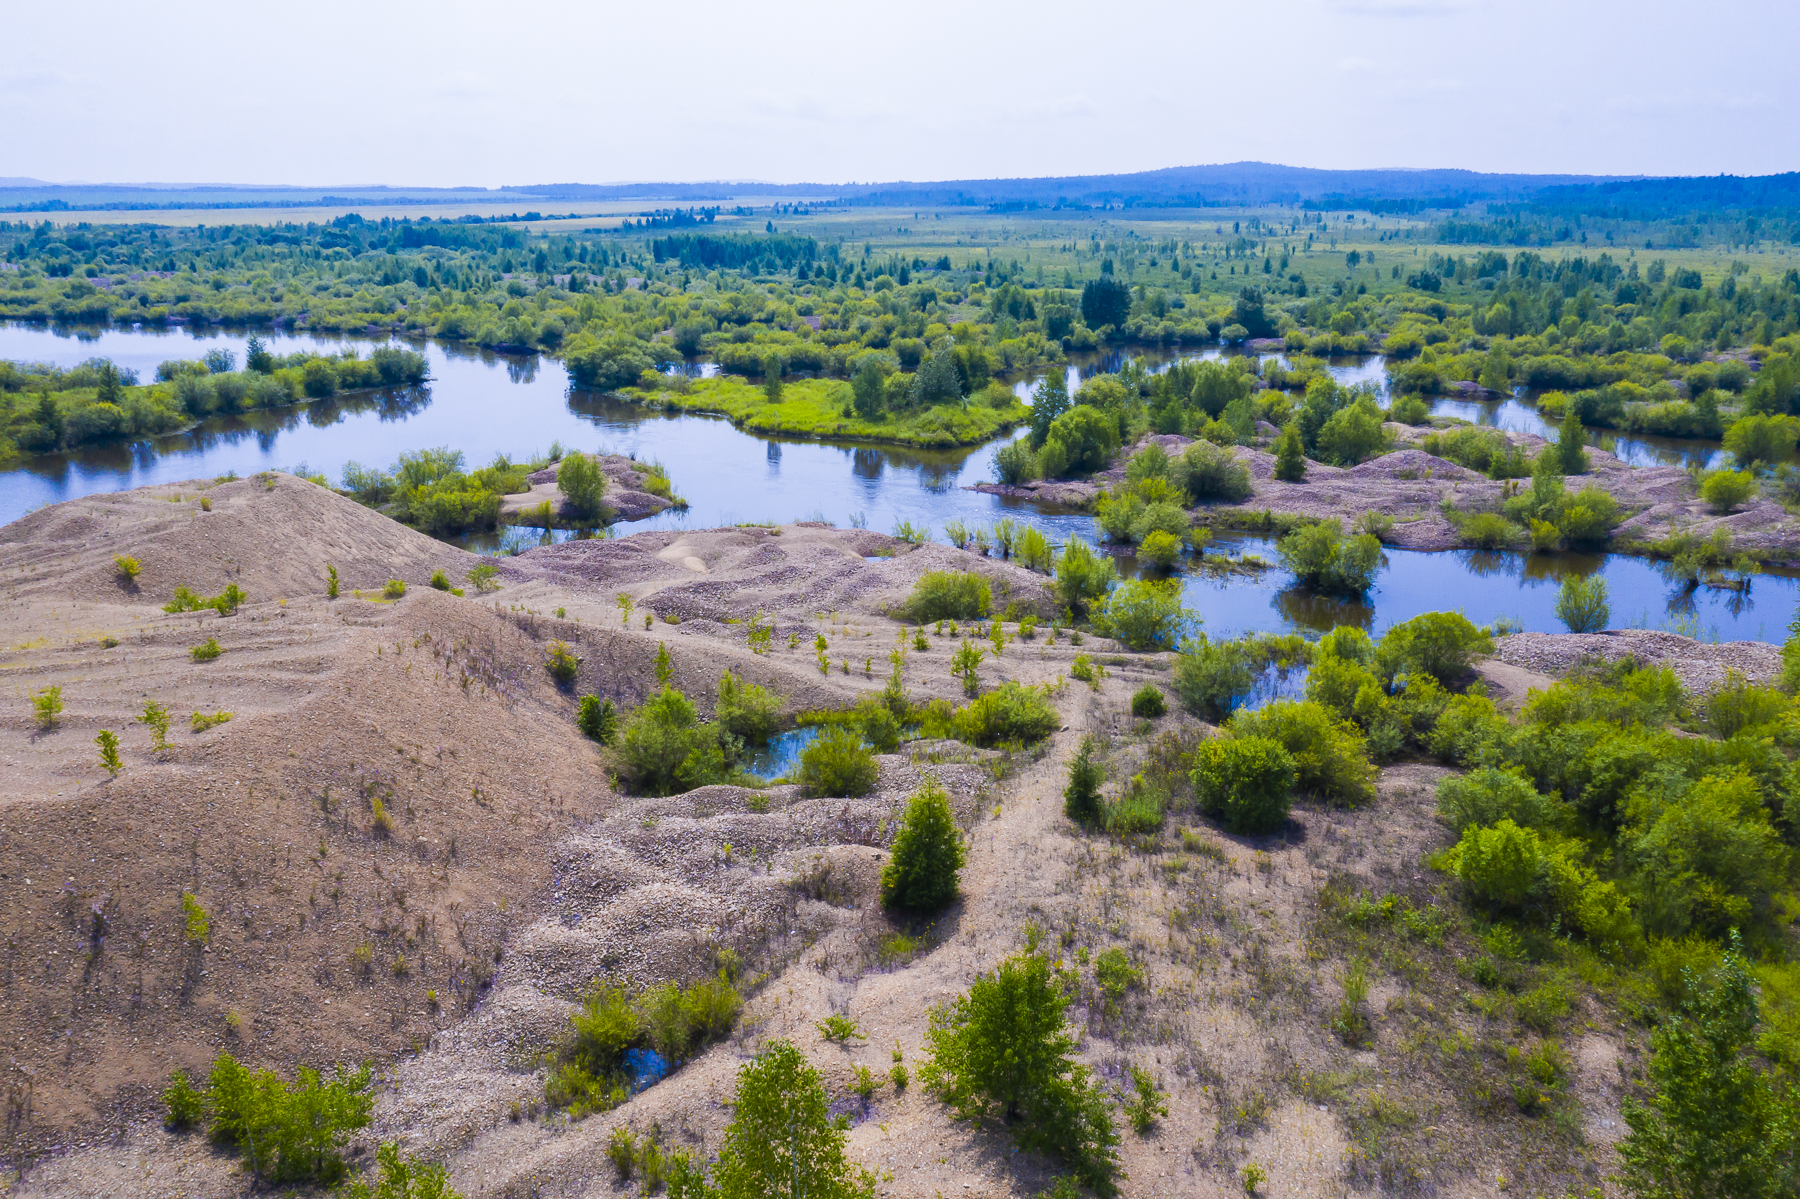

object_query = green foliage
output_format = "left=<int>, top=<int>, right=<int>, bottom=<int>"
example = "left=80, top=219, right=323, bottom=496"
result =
left=344, top=1142, right=463, bottom=1199
left=1617, top=938, right=1799, bottom=1199
left=164, top=582, right=250, bottom=615
left=1555, top=407, right=1590, bottom=475
left=31, top=684, right=62, bottom=729
left=1436, top=768, right=1567, bottom=832
left=1123, top=1064, right=1169, bottom=1135
left=950, top=638, right=985, bottom=696
left=200, top=1052, right=374, bottom=1184
left=191, top=708, right=233, bottom=732
left=163, top=1069, right=204, bottom=1131
left=1192, top=735, right=1296, bottom=833
left=1375, top=611, right=1494, bottom=685
left=576, top=694, right=618, bottom=744
left=992, top=438, right=1038, bottom=485
left=1173, top=439, right=1253, bottom=502
left=815, top=1013, right=865, bottom=1043
left=797, top=725, right=878, bottom=797
left=1016, top=525, right=1055, bottom=573
left=953, top=680, right=1059, bottom=747
left=920, top=951, right=1121, bottom=1195
left=1554, top=574, right=1611, bottom=633
left=547, top=975, right=743, bottom=1118
left=1137, top=529, right=1182, bottom=572
left=95, top=728, right=122, bottom=777
left=1273, top=421, right=1307, bottom=482
left=1130, top=684, right=1167, bottom=718
left=114, top=553, right=141, bottom=582
left=611, top=686, right=728, bottom=796
left=1277, top=520, right=1381, bottom=595
left=428, top=569, right=451, bottom=591
left=1041, top=405, right=1120, bottom=477
left=1227, top=700, right=1375, bottom=806
left=1699, top=468, right=1757, bottom=514
left=545, top=639, right=580, bottom=685
left=1724, top=413, right=1800, bottom=469
left=1064, top=735, right=1105, bottom=827
left=1622, top=769, right=1790, bottom=941
left=1054, top=538, right=1116, bottom=617
left=137, top=699, right=171, bottom=753
left=557, top=450, right=607, bottom=519
left=903, top=570, right=992, bottom=622
left=882, top=779, right=966, bottom=913
left=716, top=670, right=782, bottom=744
left=709, top=1040, right=877, bottom=1199
left=1315, top=396, right=1390, bottom=465
left=466, top=562, right=499, bottom=592
left=1094, top=579, right=1192, bottom=651
left=382, top=578, right=407, bottom=599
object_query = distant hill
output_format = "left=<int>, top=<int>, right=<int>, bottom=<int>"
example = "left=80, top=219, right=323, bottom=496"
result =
left=5, top=162, right=1798, bottom=218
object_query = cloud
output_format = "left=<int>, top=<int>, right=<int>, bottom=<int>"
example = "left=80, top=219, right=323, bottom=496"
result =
left=1603, top=89, right=1771, bottom=117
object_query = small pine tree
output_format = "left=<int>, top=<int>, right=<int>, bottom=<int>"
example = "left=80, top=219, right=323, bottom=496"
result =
left=96, top=729, right=122, bottom=778
left=709, top=1041, right=877, bottom=1199
left=1063, top=735, right=1104, bottom=827
left=881, top=779, right=966, bottom=913
left=577, top=695, right=618, bottom=744
left=1273, top=423, right=1307, bottom=482
left=325, top=563, right=339, bottom=599
left=1556, top=407, right=1589, bottom=476
left=653, top=641, right=673, bottom=686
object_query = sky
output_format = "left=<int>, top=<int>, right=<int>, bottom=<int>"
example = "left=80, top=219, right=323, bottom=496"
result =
left=3, top=0, right=1795, bottom=188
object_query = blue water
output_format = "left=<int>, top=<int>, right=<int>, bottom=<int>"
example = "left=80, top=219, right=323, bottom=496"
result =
left=4, top=321, right=1793, bottom=644
left=742, top=727, right=820, bottom=780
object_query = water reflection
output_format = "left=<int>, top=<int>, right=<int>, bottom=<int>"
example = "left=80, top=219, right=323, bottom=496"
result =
left=1272, top=587, right=1375, bottom=633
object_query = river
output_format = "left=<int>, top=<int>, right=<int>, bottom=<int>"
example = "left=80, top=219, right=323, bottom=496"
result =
left=3, top=321, right=1791, bottom=644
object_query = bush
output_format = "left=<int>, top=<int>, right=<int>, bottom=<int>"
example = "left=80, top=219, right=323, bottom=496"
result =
left=1453, top=819, right=1543, bottom=910
left=1699, top=468, right=1757, bottom=514
left=114, top=554, right=141, bottom=583
left=383, top=578, right=407, bottom=599
left=1173, top=440, right=1253, bottom=502
left=190, top=637, right=223, bottom=662
left=1227, top=700, right=1374, bottom=806
left=545, top=640, right=581, bottom=685
left=1273, top=422, right=1307, bottom=482
left=953, top=680, right=1059, bottom=747
left=1375, top=611, right=1493, bottom=684
left=882, top=779, right=966, bottom=913
left=429, top=569, right=452, bottom=591
left=576, top=695, right=618, bottom=744
left=709, top=1041, right=876, bottom=1199
left=1042, top=405, right=1120, bottom=476
left=1555, top=574, right=1611, bottom=633
left=992, top=439, right=1038, bottom=485
left=1277, top=520, right=1381, bottom=595
left=716, top=671, right=782, bottom=744
left=343, top=1142, right=464, bottom=1199
left=164, top=1069, right=204, bottom=1130
left=920, top=952, right=1120, bottom=1195
left=1458, top=512, right=1514, bottom=550
left=1723, top=412, right=1800, bottom=468
left=558, top=451, right=607, bottom=519
left=1192, top=736, right=1295, bottom=834
left=200, top=1053, right=373, bottom=1184
left=797, top=725, right=878, bottom=797
left=1436, top=767, right=1565, bottom=832
left=1171, top=634, right=1308, bottom=722
left=1054, top=540, right=1116, bottom=617
left=612, top=687, right=726, bottom=796
left=1094, top=579, right=1190, bottom=651
left=904, top=570, right=992, bottom=622
left=1130, top=684, right=1167, bottom=718
left=1137, top=529, right=1182, bottom=572
left=1390, top=394, right=1431, bottom=425
left=1064, top=735, right=1105, bottom=827
left=32, top=684, right=62, bottom=729
left=547, top=977, right=743, bottom=1119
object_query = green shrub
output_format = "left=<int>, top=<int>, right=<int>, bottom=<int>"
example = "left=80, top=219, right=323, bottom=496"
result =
left=114, top=554, right=142, bottom=583
left=1105, top=775, right=1166, bottom=835
left=95, top=729, right=122, bottom=777
left=557, top=450, right=608, bottom=519
left=797, top=725, right=878, bottom=797
left=1016, top=525, right=1055, bottom=573
left=1436, top=768, right=1566, bottom=832
left=1699, top=468, right=1757, bottom=514
left=1130, top=684, right=1167, bottom=718
left=344, top=1141, right=464, bottom=1199
left=1054, top=539, right=1116, bottom=617
left=1227, top=700, right=1374, bottom=806
left=882, top=779, right=966, bottom=913
left=1458, top=512, right=1514, bottom=550
left=1094, top=579, right=1191, bottom=651
left=576, top=695, right=618, bottom=744
left=547, top=976, right=743, bottom=1119
left=545, top=640, right=581, bottom=685
left=1621, top=769, right=1788, bottom=941
left=1554, top=574, right=1611, bottom=633
left=1273, top=422, right=1307, bottom=481
left=1192, top=736, right=1296, bottom=833
left=1453, top=819, right=1544, bottom=910
left=993, top=439, right=1038, bottom=485
left=709, top=1041, right=877, bottom=1199
left=1375, top=611, right=1493, bottom=684
left=920, top=952, right=1120, bottom=1195
left=1064, top=735, right=1105, bottom=827
left=904, top=570, right=992, bottom=622
left=467, top=562, right=500, bottom=592
left=32, top=684, right=62, bottom=729
left=1701, top=671, right=1790, bottom=738
left=1172, top=439, right=1253, bottom=502
left=1389, top=394, right=1431, bottom=425
left=429, top=569, right=452, bottom=591
left=1276, top=520, right=1381, bottom=595
left=201, top=1052, right=373, bottom=1184
left=953, top=680, right=1058, bottom=747
left=611, top=687, right=726, bottom=796
left=163, top=1069, right=204, bottom=1131
left=1172, top=634, right=1310, bottom=722
left=164, top=583, right=250, bottom=615
left=1137, top=529, right=1182, bottom=572
left=382, top=578, right=407, bottom=599
left=716, top=671, right=782, bottom=744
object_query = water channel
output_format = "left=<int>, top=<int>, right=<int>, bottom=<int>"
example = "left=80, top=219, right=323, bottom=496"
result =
left=3, top=321, right=1791, bottom=644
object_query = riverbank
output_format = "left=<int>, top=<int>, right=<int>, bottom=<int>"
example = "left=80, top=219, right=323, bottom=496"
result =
left=618, top=375, right=1029, bottom=449
left=976, top=425, right=1800, bottom=563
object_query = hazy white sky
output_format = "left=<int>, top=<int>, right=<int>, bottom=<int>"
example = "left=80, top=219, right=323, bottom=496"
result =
left=4, top=0, right=1794, bottom=187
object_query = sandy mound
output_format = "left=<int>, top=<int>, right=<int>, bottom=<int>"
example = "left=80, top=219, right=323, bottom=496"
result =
left=0, top=471, right=478, bottom=609
left=1496, top=628, right=1784, bottom=693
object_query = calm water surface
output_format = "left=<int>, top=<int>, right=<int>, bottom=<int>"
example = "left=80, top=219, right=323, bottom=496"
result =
left=4, top=322, right=1792, bottom=643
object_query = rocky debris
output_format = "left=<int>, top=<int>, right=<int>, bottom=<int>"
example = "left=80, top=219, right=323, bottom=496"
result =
left=510, top=454, right=676, bottom=524
left=1495, top=629, right=1785, bottom=694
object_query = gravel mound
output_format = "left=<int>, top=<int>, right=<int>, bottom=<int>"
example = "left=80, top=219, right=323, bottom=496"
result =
left=1495, top=629, right=1784, bottom=693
